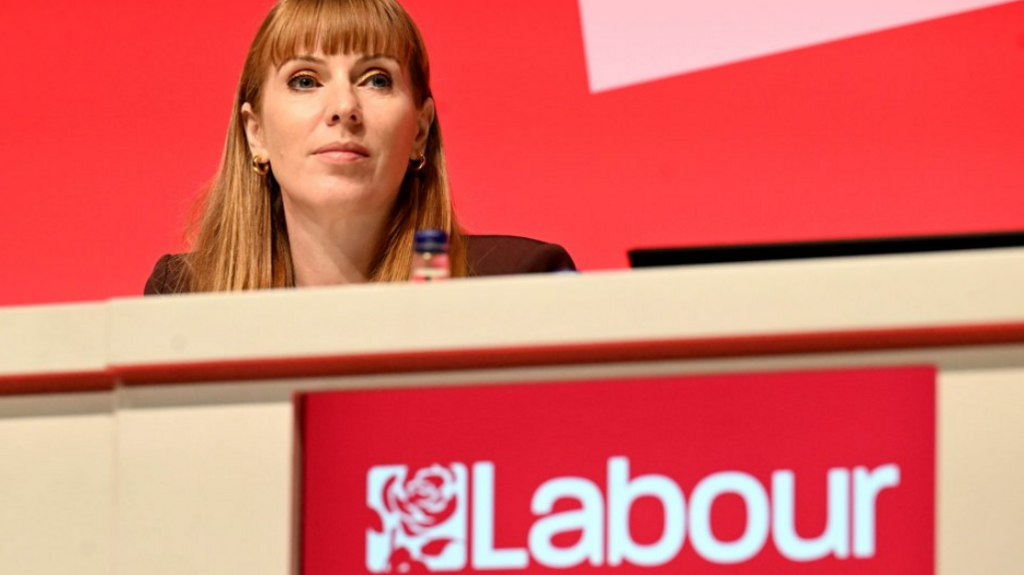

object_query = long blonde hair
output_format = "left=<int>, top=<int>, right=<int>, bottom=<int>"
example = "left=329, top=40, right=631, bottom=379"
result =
left=185, top=0, right=466, bottom=292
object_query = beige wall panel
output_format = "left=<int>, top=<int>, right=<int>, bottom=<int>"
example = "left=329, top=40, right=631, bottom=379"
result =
left=115, top=396, right=294, bottom=575
left=0, top=303, right=106, bottom=376
left=116, top=348, right=1024, bottom=574
left=939, top=367, right=1024, bottom=575
left=0, top=393, right=114, bottom=575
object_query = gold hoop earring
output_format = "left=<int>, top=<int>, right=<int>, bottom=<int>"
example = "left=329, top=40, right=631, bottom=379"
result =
left=410, top=153, right=426, bottom=172
left=251, top=155, right=270, bottom=176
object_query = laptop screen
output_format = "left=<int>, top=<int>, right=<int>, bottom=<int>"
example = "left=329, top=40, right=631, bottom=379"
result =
left=628, top=231, right=1024, bottom=268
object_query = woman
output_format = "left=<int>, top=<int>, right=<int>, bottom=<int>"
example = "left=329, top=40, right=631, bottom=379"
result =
left=145, top=0, right=574, bottom=295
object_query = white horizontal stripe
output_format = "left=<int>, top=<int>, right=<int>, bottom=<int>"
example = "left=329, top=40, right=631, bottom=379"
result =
left=579, top=0, right=1019, bottom=92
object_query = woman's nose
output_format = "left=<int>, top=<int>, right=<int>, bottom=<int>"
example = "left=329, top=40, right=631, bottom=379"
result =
left=327, top=84, right=362, bottom=127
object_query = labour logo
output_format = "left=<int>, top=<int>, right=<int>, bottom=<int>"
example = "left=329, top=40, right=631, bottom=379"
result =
left=366, top=463, right=468, bottom=572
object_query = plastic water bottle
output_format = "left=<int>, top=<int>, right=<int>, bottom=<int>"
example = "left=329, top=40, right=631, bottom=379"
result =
left=411, top=230, right=450, bottom=282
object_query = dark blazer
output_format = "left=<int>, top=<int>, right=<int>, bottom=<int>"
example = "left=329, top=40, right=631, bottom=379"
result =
left=144, top=235, right=576, bottom=295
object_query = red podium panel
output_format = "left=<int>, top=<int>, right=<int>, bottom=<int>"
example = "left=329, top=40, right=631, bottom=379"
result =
left=302, top=366, right=934, bottom=574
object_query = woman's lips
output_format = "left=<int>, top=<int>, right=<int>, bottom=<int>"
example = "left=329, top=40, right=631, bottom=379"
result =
left=316, top=150, right=368, bottom=163
left=313, top=142, right=370, bottom=163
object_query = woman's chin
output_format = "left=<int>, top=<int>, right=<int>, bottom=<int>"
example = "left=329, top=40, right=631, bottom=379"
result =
left=284, top=186, right=397, bottom=217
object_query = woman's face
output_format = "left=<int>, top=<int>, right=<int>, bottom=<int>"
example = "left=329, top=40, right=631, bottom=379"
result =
left=242, top=52, right=433, bottom=218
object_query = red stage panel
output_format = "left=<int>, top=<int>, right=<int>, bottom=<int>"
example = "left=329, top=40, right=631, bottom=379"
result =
left=301, top=366, right=935, bottom=573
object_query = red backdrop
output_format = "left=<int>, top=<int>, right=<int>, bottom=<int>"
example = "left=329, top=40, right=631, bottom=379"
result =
left=2, top=0, right=1022, bottom=306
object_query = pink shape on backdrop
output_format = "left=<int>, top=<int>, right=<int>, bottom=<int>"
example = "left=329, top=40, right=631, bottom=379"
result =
left=578, top=0, right=1019, bottom=92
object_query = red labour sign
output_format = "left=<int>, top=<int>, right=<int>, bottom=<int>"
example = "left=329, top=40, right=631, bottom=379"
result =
left=301, top=367, right=935, bottom=574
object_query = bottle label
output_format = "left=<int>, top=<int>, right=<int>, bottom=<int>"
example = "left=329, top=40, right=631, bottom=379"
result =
left=412, top=267, right=451, bottom=282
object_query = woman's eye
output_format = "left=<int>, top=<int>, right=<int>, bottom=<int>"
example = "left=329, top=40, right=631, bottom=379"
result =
left=287, top=74, right=320, bottom=90
left=364, top=72, right=393, bottom=89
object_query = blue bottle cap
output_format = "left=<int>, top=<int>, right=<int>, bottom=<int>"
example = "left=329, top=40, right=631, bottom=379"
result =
left=414, top=229, right=449, bottom=253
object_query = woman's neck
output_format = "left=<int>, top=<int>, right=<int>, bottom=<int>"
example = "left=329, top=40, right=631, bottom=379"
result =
left=283, top=202, right=390, bottom=287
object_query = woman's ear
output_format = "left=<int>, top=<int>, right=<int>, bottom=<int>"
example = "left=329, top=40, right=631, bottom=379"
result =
left=241, top=102, right=268, bottom=158
left=412, top=97, right=435, bottom=157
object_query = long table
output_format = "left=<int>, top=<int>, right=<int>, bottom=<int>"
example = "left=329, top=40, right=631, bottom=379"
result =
left=2, top=247, right=1023, bottom=574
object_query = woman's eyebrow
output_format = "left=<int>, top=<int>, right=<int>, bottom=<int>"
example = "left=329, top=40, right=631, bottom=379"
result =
left=357, top=53, right=399, bottom=65
left=280, top=54, right=397, bottom=67
left=281, top=54, right=326, bottom=67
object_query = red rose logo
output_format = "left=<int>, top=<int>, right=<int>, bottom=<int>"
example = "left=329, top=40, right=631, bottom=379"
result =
left=386, top=548, right=431, bottom=573
left=367, top=463, right=467, bottom=572
left=383, top=464, right=459, bottom=537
